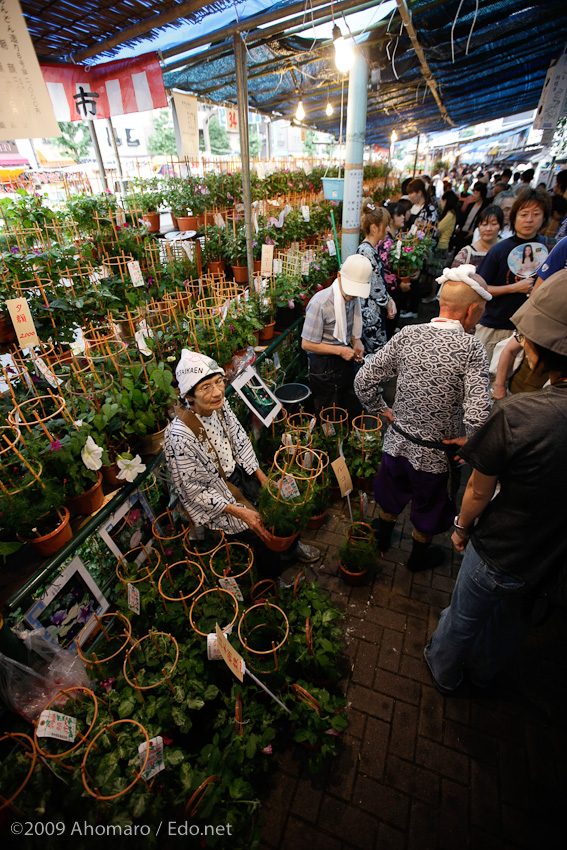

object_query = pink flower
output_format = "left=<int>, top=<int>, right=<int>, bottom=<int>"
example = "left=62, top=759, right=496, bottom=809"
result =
left=288, top=299, right=295, bottom=309
left=326, top=728, right=341, bottom=737
left=128, top=508, right=141, bottom=522
left=100, top=678, right=116, bottom=692
left=50, top=440, right=62, bottom=452
left=417, top=230, right=425, bottom=239
left=402, top=246, right=413, bottom=253
left=262, top=744, right=273, bottom=755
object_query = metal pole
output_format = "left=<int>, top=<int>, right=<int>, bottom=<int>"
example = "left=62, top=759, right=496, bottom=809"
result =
left=340, top=47, right=368, bottom=261
left=106, top=118, right=125, bottom=194
left=234, top=32, right=254, bottom=285
left=88, top=121, right=108, bottom=191
left=412, top=134, right=420, bottom=178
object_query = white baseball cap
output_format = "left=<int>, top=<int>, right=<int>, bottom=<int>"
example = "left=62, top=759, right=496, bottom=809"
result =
left=339, top=254, right=373, bottom=298
left=175, top=349, right=225, bottom=397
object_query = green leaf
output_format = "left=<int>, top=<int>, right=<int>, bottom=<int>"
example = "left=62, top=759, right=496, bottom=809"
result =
left=131, top=793, right=147, bottom=818
left=117, top=696, right=136, bottom=719
left=179, top=762, right=193, bottom=793
left=229, top=776, right=252, bottom=800
left=186, top=696, right=205, bottom=711
left=203, top=684, right=219, bottom=701
left=245, top=733, right=257, bottom=759
left=166, top=748, right=185, bottom=766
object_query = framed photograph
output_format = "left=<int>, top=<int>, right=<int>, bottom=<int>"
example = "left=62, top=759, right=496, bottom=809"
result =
left=25, top=556, right=109, bottom=649
left=231, top=365, right=282, bottom=427
left=98, top=490, right=156, bottom=562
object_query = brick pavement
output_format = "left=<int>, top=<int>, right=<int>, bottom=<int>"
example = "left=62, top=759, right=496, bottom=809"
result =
left=259, top=492, right=567, bottom=850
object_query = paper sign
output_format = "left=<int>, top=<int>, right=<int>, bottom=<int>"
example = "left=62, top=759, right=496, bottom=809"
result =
left=273, top=352, right=280, bottom=370
left=139, top=736, right=165, bottom=780
left=360, top=491, right=369, bottom=517
left=37, top=710, right=77, bottom=742
left=331, top=455, right=353, bottom=497
left=215, top=623, right=245, bottom=682
left=207, top=633, right=223, bottom=660
left=326, top=239, right=337, bottom=257
left=301, top=260, right=310, bottom=276
left=302, top=451, right=313, bottom=470
left=322, top=421, right=336, bottom=437
left=173, top=91, right=200, bottom=159
left=127, top=583, right=140, bottom=614
left=5, top=298, right=40, bottom=349
left=301, top=205, right=310, bottom=222
left=273, top=258, right=282, bottom=274
left=219, top=576, right=243, bottom=602
left=116, top=208, right=127, bottom=226
left=182, top=241, right=194, bottom=260
left=30, top=350, right=62, bottom=387
left=261, top=243, right=274, bottom=276
left=215, top=213, right=226, bottom=228
left=308, top=417, right=317, bottom=433
left=127, top=260, right=145, bottom=288
left=280, top=475, right=301, bottom=500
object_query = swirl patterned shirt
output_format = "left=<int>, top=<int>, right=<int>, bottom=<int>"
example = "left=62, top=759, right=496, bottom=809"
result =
left=354, top=319, right=491, bottom=473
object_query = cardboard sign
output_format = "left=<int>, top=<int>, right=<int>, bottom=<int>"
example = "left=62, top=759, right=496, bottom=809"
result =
left=139, top=736, right=165, bottom=781
left=127, top=583, right=140, bottom=614
left=261, top=243, right=274, bottom=276
left=37, top=710, right=77, bottom=742
left=215, top=623, right=245, bottom=682
left=331, top=455, right=353, bottom=497
left=127, top=260, right=145, bottom=288
left=219, top=576, right=243, bottom=602
left=5, top=298, right=40, bottom=349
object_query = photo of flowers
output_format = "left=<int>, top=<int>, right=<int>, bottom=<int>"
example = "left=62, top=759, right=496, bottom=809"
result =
left=25, top=556, right=109, bottom=649
left=232, top=365, right=282, bottom=427
left=98, top=490, right=156, bottom=563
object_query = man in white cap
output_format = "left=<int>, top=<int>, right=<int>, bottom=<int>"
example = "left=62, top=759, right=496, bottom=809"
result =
left=301, top=253, right=372, bottom=418
left=164, top=350, right=320, bottom=573
left=354, top=265, right=492, bottom=572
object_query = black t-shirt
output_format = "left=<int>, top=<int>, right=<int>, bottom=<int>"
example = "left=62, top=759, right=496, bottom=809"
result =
left=476, top=235, right=548, bottom=330
left=459, top=385, right=567, bottom=586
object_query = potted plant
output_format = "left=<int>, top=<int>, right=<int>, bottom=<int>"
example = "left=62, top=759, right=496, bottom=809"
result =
left=111, top=359, right=177, bottom=454
left=0, top=474, right=72, bottom=557
left=338, top=522, right=378, bottom=586
left=257, top=476, right=311, bottom=552
left=40, top=424, right=107, bottom=516
left=126, top=178, right=163, bottom=233
left=227, top=225, right=249, bottom=284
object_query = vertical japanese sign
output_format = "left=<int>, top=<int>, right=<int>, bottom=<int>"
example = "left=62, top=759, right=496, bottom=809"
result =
left=172, top=91, right=200, bottom=160
left=5, top=297, right=40, bottom=348
left=0, top=0, right=60, bottom=139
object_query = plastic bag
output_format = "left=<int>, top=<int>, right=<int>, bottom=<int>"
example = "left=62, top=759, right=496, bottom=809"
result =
left=0, top=629, right=90, bottom=723
left=231, top=346, right=256, bottom=378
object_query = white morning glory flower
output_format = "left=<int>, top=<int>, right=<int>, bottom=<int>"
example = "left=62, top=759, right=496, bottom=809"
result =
left=116, top=453, right=146, bottom=482
left=81, top=435, right=103, bottom=470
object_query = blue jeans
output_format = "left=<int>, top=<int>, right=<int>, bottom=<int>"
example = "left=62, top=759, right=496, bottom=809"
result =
left=425, top=543, right=529, bottom=691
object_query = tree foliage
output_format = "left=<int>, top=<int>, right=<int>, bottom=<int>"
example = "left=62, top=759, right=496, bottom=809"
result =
left=147, top=110, right=177, bottom=155
left=209, top=115, right=231, bottom=155
left=53, top=121, right=92, bottom=162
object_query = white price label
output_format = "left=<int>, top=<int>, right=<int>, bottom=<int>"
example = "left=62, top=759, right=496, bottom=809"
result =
left=127, top=583, right=140, bottom=614
left=280, top=475, right=301, bottom=500
left=308, top=417, right=317, bottom=433
left=219, top=576, right=243, bottom=602
left=30, top=351, right=62, bottom=387
left=322, top=421, right=336, bottom=437
left=139, top=736, right=165, bottom=780
left=273, top=352, right=280, bottom=370
left=301, top=260, right=310, bottom=276
left=128, top=261, right=145, bottom=288
left=360, top=491, right=369, bottom=518
left=273, top=258, right=282, bottom=274
left=37, top=710, right=77, bottom=742
left=301, top=205, right=310, bottom=222
left=326, top=239, right=337, bottom=257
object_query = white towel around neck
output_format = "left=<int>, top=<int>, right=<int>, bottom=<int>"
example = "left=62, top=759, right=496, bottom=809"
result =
left=332, top=278, right=363, bottom=345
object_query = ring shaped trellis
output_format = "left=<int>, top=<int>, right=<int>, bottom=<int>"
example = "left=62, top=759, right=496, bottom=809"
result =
left=189, top=588, right=239, bottom=638
left=75, top=612, right=133, bottom=673
left=81, top=719, right=150, bottom=801
left=33, top=686, right=99, bottom=766
left=237, top=602, right=290, bottom=674
left=158, top=559, right=206, bottom=614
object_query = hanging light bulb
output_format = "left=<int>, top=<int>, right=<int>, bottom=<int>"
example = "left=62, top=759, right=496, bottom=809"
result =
left=391, top=130, right=397, bottom=144
left=326, top=101, right=334, bottom=116
left=333, top=24, right=354, bottom=73
left=296, top=99, right=305, bottom=121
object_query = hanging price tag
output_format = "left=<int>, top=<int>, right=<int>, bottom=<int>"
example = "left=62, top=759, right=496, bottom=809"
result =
left=127, top=583, right=140, bottom=614
left=273, top=258, right=282, bottom=274
left=116, top=208, right=127, bottom=227
left=182, top=241, right=194, bottom=259
left=128, top=260, right=145, bottom=288
left=308, top=417, right=317, bottom=433
left=359, top=491, right=369, bottom=518
left=322, top=421, right=336, bottom=437
left=37, top=710, right=77, bottom=742
left=261, top=243, right=274, bottom=276
left=139, top=736, right=165, bottom=780
left=5, top=298, right=40, bottom=349
left=219, top=576, right=243, bottom=602
left=273, top=352, right=281, bottom=370
left=301, top=260, right=310, bottom=276
left=302, top=451, right=313, bottom=470
left=301, top=205, right=310, bottom=222
left=215, top=624, right=245, bottom=682
left=326, top=239, right=337, bottom=256
left=215, top=213, right=226, bottom=228
left=30, top=350, right=62, bottom=387
left=207, top=633, right=223, bottom=660
left=280, top=474, right=301, bottom=500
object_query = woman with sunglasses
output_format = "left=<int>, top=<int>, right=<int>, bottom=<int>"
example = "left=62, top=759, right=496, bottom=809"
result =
left=164, top=350, right=319, bottom=575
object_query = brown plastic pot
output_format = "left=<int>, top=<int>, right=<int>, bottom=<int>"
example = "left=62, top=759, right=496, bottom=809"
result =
left=19, top=508, right=73, bottom=557
left=339, top=559, right=368, bottom=587
left=262, top=530, right=298, bottom=553
left=307, top=511, right=327, bottom=530
left=141, top=212, right=160, bottom=233
left=259, top=321, right=276, bottom=342
left=231, top=264, right=248, bottom=284
left=67, top=472, right=104, bottom=516
left=177, top=215, right=198, bottom=231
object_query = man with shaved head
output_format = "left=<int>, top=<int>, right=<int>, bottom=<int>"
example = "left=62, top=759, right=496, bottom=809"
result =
left=354, top=266, right=492, bottom=571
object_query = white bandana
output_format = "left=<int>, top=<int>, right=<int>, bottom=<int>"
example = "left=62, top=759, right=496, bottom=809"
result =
left=436, top=263, right=493, bottom=301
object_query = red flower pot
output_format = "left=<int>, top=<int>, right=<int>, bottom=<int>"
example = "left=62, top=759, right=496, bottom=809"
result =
left=67, top=472, right=104, bottom=516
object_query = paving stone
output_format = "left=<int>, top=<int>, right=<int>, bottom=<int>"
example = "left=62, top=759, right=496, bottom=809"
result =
left=260, top=772, right=298, bottom=847
left=392, top=563, right=414, bottom=597
left=388, top=595, right=431, bottom=619
left=345, top=707, right=367, bottom=740
left=403, top=615, right=428, bottom=658
left=348, top=683, right=393, bottom=723
left=373, top=668, right=421, bottom=705
left=364, top=605, right=408, bottom=632
left=438, top=777, right=470, bottom=850
left=410, top=583, right=451, bottom=610
left=376, top=822, right=407, bottom=850
left=415, top=737, right=470, bottom=784
left=389, top=701, right=419, bottom=761
left=470, top=760, right=501, bottom=835
left=407, top=798, right=440, bottom=850
left=351, top=641, right=380, bottom=689
left=326, top=735, right=358, bottom=802
left=359, top=716, right=391, bottom=780
left=399, top=652, right=432, bottom=685
left=418, top=685, right=444, bottom=742
left=444, top=719, right=499, bottom=765
left=353, top=774, right=410, bottom=831
left=277, top=816, right=342, bottom=850
left=356, top=619, right=384, bottom=646
left=317, top=796, right=379, bottom=850
left=385, top=755, right=440, bottom=806
left=377, top=627, right=404, bottom=673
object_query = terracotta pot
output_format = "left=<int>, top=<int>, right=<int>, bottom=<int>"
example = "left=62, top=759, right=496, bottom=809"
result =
left=67, top=472, right=104, bottom=516
left=354, top=475, right=373, bottom=492
left=307, top=511, right=327, bottom=531
left=259, top=321, right=276, bottom=342
left=20, top=508, right=72, bottom=558
left=102, top=463, right=125, bottom=489
left=137, top=425, right=167, bottom=456
left=262, top=530, right=298, bottom=553
left=339, top=559, right=368, bottom=587
left=141, top=212, right=160, bottom=233
left=171, top=215, right=178, bottom=230
left=231, top=264, right=248, bottom=284
left=208, top=260, right=225, bottom=275
left=177, top=215, right=198, bottom=231
left=203, top=212, right=216, bottom=226
left=399, top=275, right=411, bottom=284
left=253, top=259, right=262, bottom=273
left=0, top=314, right=16, bottom=344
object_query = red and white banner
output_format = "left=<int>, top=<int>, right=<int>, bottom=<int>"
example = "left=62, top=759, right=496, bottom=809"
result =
left=41, top=53, right=167, bottom=122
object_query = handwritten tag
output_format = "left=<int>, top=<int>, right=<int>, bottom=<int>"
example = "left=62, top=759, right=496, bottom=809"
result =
left=207, top=633, right=223, bottom=660
left=139, top=736, right=164, bottom=780
left=182, top=241, right=194, bottom=259
left=215, top=213, right=226, bottom=228
left=331, top=455, right=353, bottom=497
left=37, top=710, right=77, bottom=742
left=128, top=260, right=145, bottom=288
left=359, top=491, right=369, bottom=518
left=5, top=298, right=40, bottom=349
left=326, top=239, right=337, bottom=256
left=280, top=475, right=301, bottom=500
left=261, top=243, right=274, bottom=276
left=30, top=350, right=62, bottom=387
left=219, top=576, right=243, bottom=602
left=273, top=258, right=282, bottom=274
left=301, top=205, right=310, bottom=222
left=273, top=352, right=280, bottom=370
left=301, top=260, right=310, bottom=276
left=322, top=421, right=336, bottom=437
left=127, top=583, right=140, bottom=614
left=215, top=624, right=245, bottom=682
left=308, top=417, right=317, bottom=433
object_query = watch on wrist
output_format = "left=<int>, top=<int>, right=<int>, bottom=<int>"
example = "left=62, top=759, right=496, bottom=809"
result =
left=453, top=515, right=470, bottom=532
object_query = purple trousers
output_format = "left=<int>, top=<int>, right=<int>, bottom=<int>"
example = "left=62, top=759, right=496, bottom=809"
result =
left=374, top=452, right=455, bottom=536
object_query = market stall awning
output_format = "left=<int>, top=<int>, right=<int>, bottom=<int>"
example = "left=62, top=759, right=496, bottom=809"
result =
left=0, top=153, right=30, bottom=167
